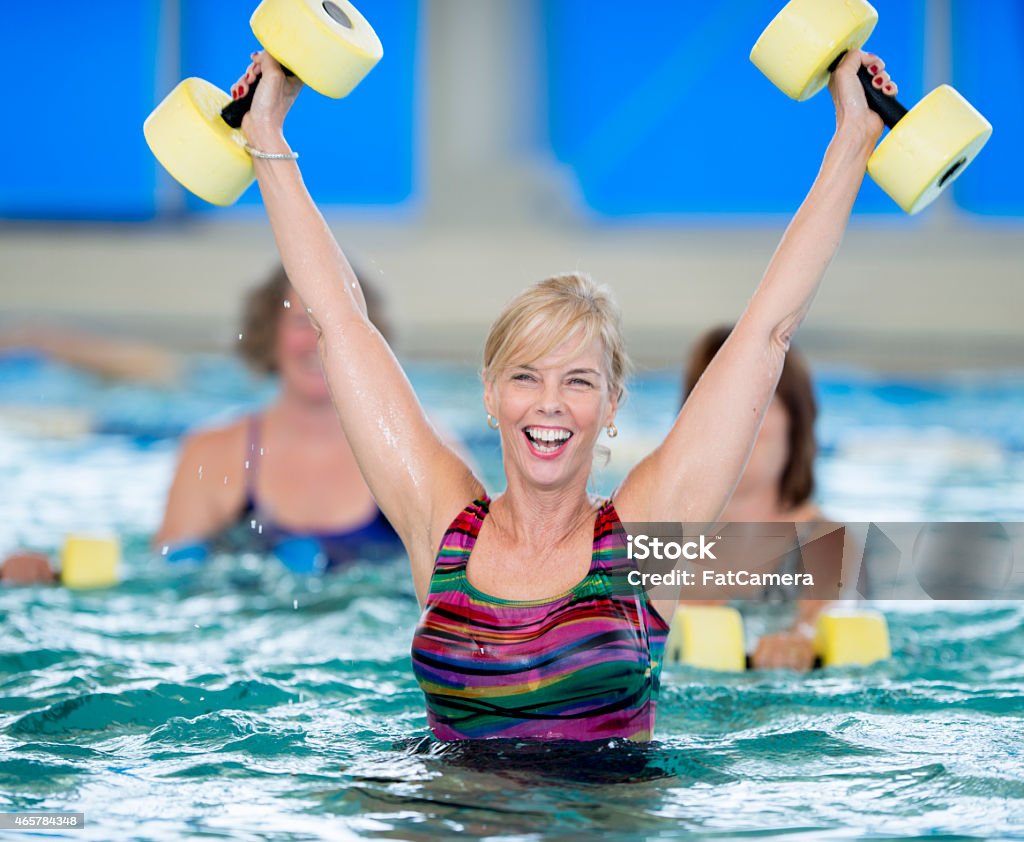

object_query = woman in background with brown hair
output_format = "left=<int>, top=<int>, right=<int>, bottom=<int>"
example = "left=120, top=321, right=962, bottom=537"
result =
left=684, top=325, right=820, bottom=523
left=682, top=325, right=829, bottom=671
left=154, top=264, right=401, bottom=570
left=1, top=263, right=404, bottom=582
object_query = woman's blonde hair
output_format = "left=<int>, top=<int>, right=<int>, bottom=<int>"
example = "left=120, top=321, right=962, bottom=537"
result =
left=482, top=272, right=630, bottom=400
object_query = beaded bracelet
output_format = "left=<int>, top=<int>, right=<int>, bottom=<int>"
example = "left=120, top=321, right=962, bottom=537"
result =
left=245, top=145, right=299, bottom=160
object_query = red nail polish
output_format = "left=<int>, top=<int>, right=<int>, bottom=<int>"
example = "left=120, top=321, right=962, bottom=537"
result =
left=874, top=76, right=883, bottom=86
left=885, top=84, right=893, bottom=92
left=869, top=65, right=878, bottom=74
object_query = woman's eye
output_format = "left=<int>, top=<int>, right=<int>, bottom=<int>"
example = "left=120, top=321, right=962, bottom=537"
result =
left=569, top=378, right=593, bottom=387
left=512, top=373, right=536, bottom=382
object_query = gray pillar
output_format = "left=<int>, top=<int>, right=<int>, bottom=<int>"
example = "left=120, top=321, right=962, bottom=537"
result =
left=423, top=0, right=573, bottom=224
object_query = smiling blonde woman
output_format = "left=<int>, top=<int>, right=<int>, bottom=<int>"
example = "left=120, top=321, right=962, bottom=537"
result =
left=232, top=47, right=899, bottom=741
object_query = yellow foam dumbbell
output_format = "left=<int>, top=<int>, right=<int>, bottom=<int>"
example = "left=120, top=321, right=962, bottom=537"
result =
left=144, top=0, right=383, bottom=206
left=60, top=535, right=120, bottom=590
left=666, top=605, right=890, bottom=670
left=665, top=605, right=747, bottom=672
left=750, top=0, right=992, bottom=214
left=814, top=610, right=891, bottom=668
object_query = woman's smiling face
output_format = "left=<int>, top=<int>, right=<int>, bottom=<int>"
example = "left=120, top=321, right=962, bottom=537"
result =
left=485, top=335, right=618, bottom=492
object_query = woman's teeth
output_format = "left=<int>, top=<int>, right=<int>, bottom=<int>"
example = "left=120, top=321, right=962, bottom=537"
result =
left=525, top=427, right=572, bottom=453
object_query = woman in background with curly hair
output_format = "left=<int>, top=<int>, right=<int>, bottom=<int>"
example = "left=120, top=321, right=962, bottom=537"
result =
left=154, top=264, right=401, bottom=569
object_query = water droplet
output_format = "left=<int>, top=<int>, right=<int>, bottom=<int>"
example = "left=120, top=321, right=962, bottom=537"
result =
left=258, top=524, right=263, bottom=534
left=283, top=299, right=291, bottom=309
left=244, top=460, right=250, bottom=469
left=250, top=519, right=257, bottom=529
left=223, top=476, right=228, bottom=485
left=194, top=623, right=200, bottom=629
left=197, top=465, right=203, bottom=478
left=161, top=545, right=169, bottom=556
left=292, top=599, right=298, bottom=610
left=238, top=333, right=243, bottom=340
left=259, top=448, right=265, bottom=456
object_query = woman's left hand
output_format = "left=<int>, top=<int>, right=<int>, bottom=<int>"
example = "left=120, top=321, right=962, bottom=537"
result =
left=751, top=629, right=816, bottom=671
left=828, top=49, right=898, bottom=146
left=232, top=50, right=303, bottom=151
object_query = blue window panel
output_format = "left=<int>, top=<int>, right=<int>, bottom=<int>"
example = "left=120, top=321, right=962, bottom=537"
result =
left=180, top=0, right=418, bottom=210
left=951, top=0, right=1024, bottom=216
left=543, top=0, right=925, bottom=217
left=1, top=2, right=161, bottom=220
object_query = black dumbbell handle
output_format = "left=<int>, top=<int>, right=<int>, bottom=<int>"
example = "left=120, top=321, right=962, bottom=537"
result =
left=220, top=66, right=296, bottom=129
left=743, top=655, right=827, bottom=670
left=855, top=64, right=908, bottom=127
left=828, top=53, right=909, bottom=128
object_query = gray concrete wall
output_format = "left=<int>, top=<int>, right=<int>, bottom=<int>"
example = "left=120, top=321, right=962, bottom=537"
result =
left=3, top=219, right=1021, bottom=370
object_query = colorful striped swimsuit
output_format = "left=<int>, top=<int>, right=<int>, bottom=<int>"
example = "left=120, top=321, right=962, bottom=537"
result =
left=411, top=496, right=670, bottom=741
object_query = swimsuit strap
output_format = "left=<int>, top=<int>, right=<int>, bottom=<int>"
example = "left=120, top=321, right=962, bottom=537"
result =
left=591, top=498, right=621, bottom=570
left=430, top=495, right=615, bottom=586
left=244, top=413, right=263, bottom=506
left=433, top=494, right=491, bottom=573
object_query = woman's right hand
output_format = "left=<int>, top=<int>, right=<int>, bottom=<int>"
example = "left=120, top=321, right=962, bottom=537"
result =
left=828, top=49, right=897, bottom=147
left=1, top=552, right=57, bottom=585
left=232, top=51, right=303, bottom=151
left=750, top=629, right=816, bottom=672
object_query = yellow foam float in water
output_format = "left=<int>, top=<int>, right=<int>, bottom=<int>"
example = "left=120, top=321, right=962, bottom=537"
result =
left=666, top=605, right=890, bottom=670
left=814, top=611, right=891, bottom=667
left=60, top=535, right=120, bottom=590
left=665, top=605, right=747, bottom=671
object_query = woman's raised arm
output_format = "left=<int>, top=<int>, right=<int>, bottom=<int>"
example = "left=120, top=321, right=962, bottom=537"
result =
left=237, top=53, right=481, bottom=576
left=618, top=50, right=892, bottom=525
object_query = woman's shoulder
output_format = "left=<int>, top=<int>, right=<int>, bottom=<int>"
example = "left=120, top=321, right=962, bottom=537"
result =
left=178, top=416, right=252, bottom=466
left=788, top=501, right=828, bottom=523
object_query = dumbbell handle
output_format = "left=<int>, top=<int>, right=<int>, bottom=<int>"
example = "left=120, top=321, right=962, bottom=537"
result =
left=220, top=66, right=296, bottom=129
left=744, top=655, right=825, bottom=670
left=828, top=53, right=909, bottom=129
left=855, top=65, right=908, bottom=128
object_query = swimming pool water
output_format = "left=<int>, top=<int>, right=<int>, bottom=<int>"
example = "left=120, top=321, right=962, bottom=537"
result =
left=1, top=356, right=1022, bottom=840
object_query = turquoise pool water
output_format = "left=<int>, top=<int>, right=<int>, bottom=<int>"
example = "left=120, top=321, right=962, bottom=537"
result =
left=1, top=356, right=1023, bottom=840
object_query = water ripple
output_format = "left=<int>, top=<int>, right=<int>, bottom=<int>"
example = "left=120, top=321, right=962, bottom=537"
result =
left=7, top=680, right=297, bottom=740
